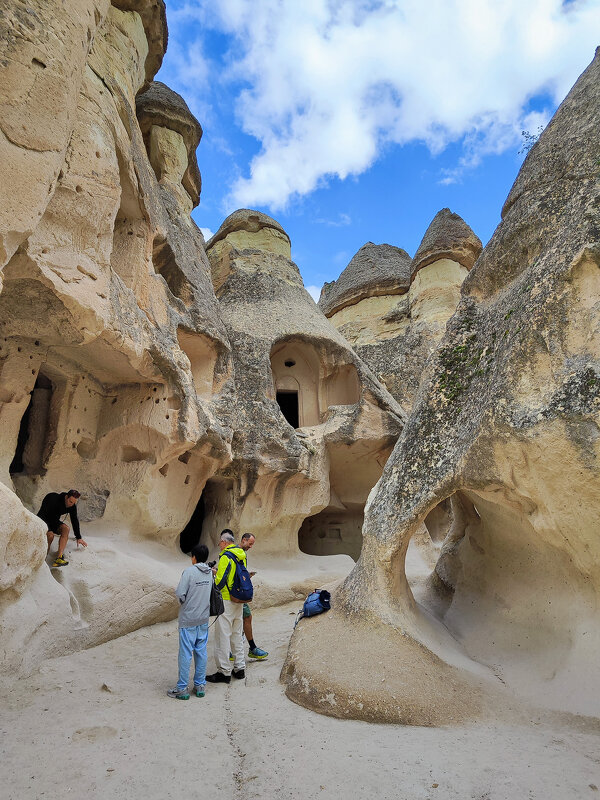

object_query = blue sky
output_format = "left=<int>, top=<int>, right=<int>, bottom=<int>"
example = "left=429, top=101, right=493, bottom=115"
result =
left=155, top=0, right=600, bottom=300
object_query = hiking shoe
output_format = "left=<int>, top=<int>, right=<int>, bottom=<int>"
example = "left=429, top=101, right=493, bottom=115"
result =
left=167, top=687, right=190, bottom=700
left=205, top=672, right=231, bottom=684
left=52, top=556, right=69, bottom=567
left=232, top=668, right=245, bottom=680
left=194, top=686, right=205, bottom=698
left=248, top=646, right=268, bottom=660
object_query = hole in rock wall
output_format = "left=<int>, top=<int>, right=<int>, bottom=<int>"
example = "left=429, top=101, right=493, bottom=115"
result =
left=276, top=390, right=299, bottom=429
left=271, top=341, right=320, bottom=428
left=179, top=477, right=235, bottom=554
left=121, top=445, right=155, bottom=463
left=177, top=329, right=218, bottom=398
left=298, top=506, right=364, bottom=561
left=406, top=487, right=585, bottom=699
left=424, top=497, right=454, bottom=544
left=180, top=492, right=205, bottom=554
left=324, top=363, right=360, bottom=408
left=153, top=236, right=194, bottom=306
left=10, top=371, right=60, bottom=477
left=271, top=339, right=361, bottom=428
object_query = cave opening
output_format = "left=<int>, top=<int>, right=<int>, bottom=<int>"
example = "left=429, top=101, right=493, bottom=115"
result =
left=298, top=506, right=364, bottom=561
left=179, top=477, right=235, bottom=555
left=276, top=390, right=299, bottom=429
left=10, top=372, right=53, bottom=476
left=179, top=492, right=205, bottom=554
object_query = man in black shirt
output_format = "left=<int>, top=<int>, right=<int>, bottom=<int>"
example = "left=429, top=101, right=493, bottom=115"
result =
left=37, top=489, right=87, bottom=568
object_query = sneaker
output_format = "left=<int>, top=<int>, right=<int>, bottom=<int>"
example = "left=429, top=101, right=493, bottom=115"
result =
left=194, top=686, right=205, bottom=698
left=248, top=646, right=268, bottom=660
left=205, top=672, right=231, bottom=684
left=52, top=556, right=69, bottom=567
left=232, top=668, right=245, bottom=680
left=167, top=687, right=190, bottom=700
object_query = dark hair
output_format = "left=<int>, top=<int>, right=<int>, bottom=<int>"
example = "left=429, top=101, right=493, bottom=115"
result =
left=220, top=528, right=234, bottom=537
left=66, top=489, right=81, bottom=499
left=241, top=532, right=255, bottom=541
left=192, top=544, right=209, bottom=563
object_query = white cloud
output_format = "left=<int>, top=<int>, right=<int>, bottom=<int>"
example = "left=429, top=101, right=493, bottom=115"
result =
left=314, top=212, right=352, bottom=227
left=200, top=227, right=215, bottom=241
left=305, top=284, right=323, bottom=303
left=169, top=0, right=600, bottom=210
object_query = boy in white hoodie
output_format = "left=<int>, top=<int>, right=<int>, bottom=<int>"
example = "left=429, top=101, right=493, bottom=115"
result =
left=168, top=543, right=213, bottom=700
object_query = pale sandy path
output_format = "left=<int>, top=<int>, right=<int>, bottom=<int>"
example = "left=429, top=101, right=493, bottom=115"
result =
left=1, top=602, right=599, bottom=800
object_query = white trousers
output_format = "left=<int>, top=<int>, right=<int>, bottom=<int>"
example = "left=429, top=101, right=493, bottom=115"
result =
left=214, top=598, right=245, bottom=675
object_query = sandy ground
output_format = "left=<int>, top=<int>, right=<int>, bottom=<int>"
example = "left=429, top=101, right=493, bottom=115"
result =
left=1, top=601, right=599, bottom=800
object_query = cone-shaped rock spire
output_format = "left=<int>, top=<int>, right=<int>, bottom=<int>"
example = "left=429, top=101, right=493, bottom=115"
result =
left=411, top=208, right=482, bottom=280
left=319, top=242, right=411, bottom=317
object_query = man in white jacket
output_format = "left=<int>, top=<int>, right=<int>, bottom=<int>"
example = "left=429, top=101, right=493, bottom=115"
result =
left=168, top=543, right=213, bottom=700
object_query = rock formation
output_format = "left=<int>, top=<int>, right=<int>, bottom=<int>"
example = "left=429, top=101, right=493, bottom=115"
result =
left=320, top=212, right=482, bottom=412
left=0, top=0, right=234, bottom=674
left=201, top=210, right=403, bottom=564
left=284, top=48, right=600, bottom=723
left=0, top=1, right=404, bottom=676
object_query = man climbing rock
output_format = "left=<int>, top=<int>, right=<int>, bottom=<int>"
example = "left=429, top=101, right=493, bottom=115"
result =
left=37, top=489, right=87, bottom=567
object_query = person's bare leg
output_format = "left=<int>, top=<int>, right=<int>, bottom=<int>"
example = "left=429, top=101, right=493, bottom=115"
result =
left=56, top=523, right=69, bottom=559
left=243, top=614, right=253, bottom=643
left=243, top=611, right=268, bottom=658
left=46, top=531, right=55, bottom=555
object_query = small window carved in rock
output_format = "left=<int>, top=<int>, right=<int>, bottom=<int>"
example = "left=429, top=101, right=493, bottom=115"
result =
left=276, top=390, right=299, bottom=429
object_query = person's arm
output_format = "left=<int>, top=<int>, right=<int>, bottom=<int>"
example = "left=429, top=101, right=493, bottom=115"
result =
left=69, top=504, right=88, bottom=547
left=215, top=553, right=232, bottom=590
left=175, top=571, right=189, bottom=604
left=69, top=504, right=81, bottom=539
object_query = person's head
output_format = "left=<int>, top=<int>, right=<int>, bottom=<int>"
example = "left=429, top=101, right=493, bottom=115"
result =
left=240, top=533, right=255, bottom=551
left=219, top=531, right=235, bottom=551
left=191, top=543, right=209, bottom=564
left=65, top=489, right=81, bottom=508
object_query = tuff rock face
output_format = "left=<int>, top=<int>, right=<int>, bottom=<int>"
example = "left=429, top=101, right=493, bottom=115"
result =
left=0, top=0, right=233, bottom=674
left=321, top=212, right=482, bottom=411
left=203, top=210, right=403, bottom=564
left=0, top=2, right=405, bottom=676
left=284, top=49, right=600, bottom=723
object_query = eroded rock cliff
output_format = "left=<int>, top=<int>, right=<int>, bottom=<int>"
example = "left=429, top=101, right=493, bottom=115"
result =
left=0, top=1, right=405, bottom=675
left=284, top=48, right=600, bottom=724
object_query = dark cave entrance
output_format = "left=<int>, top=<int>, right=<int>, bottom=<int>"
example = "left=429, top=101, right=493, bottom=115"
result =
left=276, top=390, right=299, bottom=428
left=10, top=372, right=54, bottom=476
left=179, top=492, right=205, bottom=554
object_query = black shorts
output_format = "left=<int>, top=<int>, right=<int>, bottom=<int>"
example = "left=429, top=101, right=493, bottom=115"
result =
left=41, top=518, right=65, bottom=534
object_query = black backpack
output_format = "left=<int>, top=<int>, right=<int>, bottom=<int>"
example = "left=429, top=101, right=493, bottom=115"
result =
left=216, top=550, right=254, bottom=603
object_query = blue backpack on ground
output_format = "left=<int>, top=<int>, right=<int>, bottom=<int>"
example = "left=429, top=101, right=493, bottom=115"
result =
left=295, top=589, right=331, bottom=627
left=217, top=550, right=254, bottom=603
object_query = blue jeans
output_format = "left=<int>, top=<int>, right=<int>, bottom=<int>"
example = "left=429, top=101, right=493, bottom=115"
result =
left=177, top=623, right=209, bottom=691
